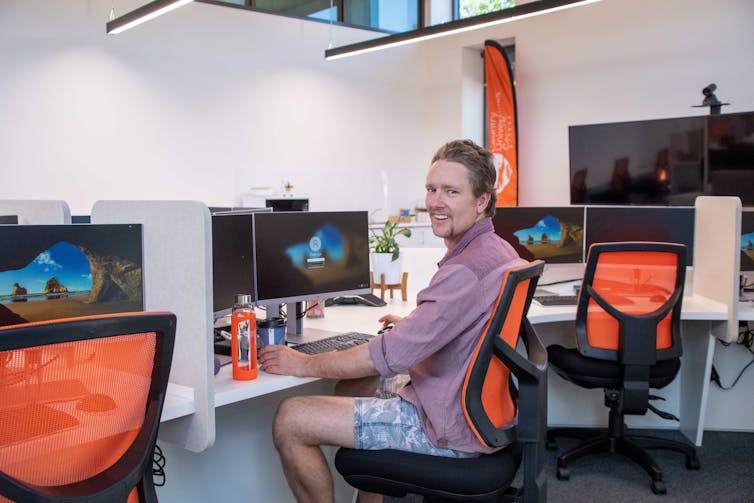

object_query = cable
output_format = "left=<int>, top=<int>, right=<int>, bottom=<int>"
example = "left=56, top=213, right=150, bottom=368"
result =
left=153, top=443, right=166, bottom=487
left=538, top=278, right=583, bottom=287
left=711, top=322, right=754, bottom=390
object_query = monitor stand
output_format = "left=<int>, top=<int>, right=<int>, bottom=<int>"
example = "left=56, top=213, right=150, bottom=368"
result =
left=325, top=293, right=387, bottom=308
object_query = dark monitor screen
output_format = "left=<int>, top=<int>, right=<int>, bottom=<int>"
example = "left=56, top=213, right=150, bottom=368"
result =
left=569, top=116, right=706, bottom=206
left=585, top=206, right=695, bottom=265
left=252, top=211, right=370, bottom=305
left=211, top=213, right=258, bottom=318
left=741, top=210, right=754, bottom=272
left=265, top=198, right=309, bottom=212
left=0, top=224, right=144, bottom=327
left=71, top=215, right=91, bottom=224
left=492, top=206, right=585, bottom=264
left=707, top=111, right=754, bottom=205
left=0, top=215, right=19, bottom=224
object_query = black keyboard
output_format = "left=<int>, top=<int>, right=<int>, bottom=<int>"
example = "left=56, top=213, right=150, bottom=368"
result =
left=534, top=294, right=579, bottom=306
left=291, top=332, right=373, bottom=355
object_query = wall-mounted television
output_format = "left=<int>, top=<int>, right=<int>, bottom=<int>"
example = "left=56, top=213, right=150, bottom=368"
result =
left=569, top=111, right=754, bottom=207
left=708, top=112, right=754, bottom=205
left=569, top=116, right=706, bottom=206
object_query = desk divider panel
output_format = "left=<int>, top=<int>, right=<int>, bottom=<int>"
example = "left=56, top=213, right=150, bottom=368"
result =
left=692, top=196, right=741, bottom=343
left=91, top=200, right=214, bottom=452
left=0, top=199, right=71, bottom=224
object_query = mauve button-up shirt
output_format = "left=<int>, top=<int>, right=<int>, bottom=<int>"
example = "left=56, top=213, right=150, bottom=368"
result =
left=367, top=217, right=526, bottom=453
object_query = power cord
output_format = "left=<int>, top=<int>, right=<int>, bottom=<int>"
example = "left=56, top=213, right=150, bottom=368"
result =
left=153, top=443, right=166, bottom=487
left=710, top=322, right=754, bottom=390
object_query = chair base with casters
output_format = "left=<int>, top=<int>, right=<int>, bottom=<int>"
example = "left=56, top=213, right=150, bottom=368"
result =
left=546, top=346, right=700, bottom=495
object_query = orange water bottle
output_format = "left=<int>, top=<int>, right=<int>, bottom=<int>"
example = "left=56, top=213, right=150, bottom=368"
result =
left=231, top=294, right=257, bottom=380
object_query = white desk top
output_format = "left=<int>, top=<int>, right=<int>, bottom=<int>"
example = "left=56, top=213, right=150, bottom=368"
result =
left=206, top=290, right=727, bottom=411
left=162, top=382, right=196, bottom=422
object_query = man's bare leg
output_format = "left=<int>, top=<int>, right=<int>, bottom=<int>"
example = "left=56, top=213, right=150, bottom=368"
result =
left=273, top=395, right=359, bottom=503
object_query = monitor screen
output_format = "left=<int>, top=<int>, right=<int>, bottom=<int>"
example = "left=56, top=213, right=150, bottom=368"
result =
left=707, top=111, right=754, bottom=205
left=584, top=206, right=695, bottom=265
left=492, top=206, right=585, bottom=264
left=252, top=211, right=370, bottom=305
left=211, top=212, right=257, bottom=318
left=569, top=116, right=706, bottom=206
left=0, top=215, right=18, bottom=224
left=0, top=224, right=144, bottom=327
left=741, top=210, right=754, bottom=272
left=265, top=198, right=309, bottom=212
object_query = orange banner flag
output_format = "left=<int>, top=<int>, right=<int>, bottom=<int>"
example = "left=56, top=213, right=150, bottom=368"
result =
left=485, top=40, right=518, bottom=207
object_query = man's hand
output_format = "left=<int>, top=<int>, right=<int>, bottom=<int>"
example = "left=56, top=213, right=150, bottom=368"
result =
left=378, top=314, right=403, bottom=327
left=258, top=344, right=312, bottom=377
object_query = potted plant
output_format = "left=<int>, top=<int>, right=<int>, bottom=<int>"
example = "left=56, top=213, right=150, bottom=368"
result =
left=370, top=220, right=412, bottom=285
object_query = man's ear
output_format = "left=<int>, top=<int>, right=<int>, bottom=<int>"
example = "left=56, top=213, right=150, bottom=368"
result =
left=477, top=192, right=491, bottom=213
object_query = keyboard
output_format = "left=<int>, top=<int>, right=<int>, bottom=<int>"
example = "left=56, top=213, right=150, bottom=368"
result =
left=291, top=332, right=373, bottom=355
left=534, top=294, right=579, bottom=306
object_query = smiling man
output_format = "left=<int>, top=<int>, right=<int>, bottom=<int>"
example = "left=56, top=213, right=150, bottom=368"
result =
left=259, top=139, right=525, bottom=503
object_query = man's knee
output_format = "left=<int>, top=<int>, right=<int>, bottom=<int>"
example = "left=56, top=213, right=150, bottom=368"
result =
left=272, top=396, right=306, bottom=449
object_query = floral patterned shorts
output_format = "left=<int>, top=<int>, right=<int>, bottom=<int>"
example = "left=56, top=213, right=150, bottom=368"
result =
left=353, top=374, right=478, bottom=458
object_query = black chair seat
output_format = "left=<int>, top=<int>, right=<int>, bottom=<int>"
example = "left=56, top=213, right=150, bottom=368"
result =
left=547, top=344, right=680, bottom=389
left=335, top=444, right=522, bottom=501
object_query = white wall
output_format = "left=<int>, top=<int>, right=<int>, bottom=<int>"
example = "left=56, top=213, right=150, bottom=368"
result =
left=1, top=0, right=753, bottom=212
left=0, top=0, right=429, bottom=217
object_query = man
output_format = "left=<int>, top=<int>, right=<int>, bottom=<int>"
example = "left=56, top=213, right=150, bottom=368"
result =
left=258, top=139, right=525, bottom=503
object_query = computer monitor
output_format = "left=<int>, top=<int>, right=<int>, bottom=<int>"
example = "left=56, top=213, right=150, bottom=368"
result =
left=584, top=206, right=695, bottom=265
left=252, top=211, right=370, bottom=334
left=0, top=224, right=144, bottom=327
left=740, top=209, right=754, bottom=273
left=0, top=215, right=18, bottom=224
left=211, top=211, right=266, bottom=321
left=265, top=198, right=309, bottom=212
left=492, top=206, right=585, bottom=264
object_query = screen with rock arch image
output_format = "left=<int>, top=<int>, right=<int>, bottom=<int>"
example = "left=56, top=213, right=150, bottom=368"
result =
left=492, top=207, right=586, bottom=264
left=0, top=224, right=143, bottom=327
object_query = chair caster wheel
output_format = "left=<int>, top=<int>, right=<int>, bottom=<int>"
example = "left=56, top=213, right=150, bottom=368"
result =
left=651, top=480, right=666, bottom=495
left=546, top=439, right=558, bottom=451
left=556, top=467, right=570, bottom=480
left=686, top=456, right=701, bottom=470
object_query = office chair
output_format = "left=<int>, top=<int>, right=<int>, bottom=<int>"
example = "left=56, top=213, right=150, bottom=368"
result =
left=546, top=242, right=699, bottom=495
left=335, top=260, right=548, bottom=503
left=0, top=311, right=176, bottom=503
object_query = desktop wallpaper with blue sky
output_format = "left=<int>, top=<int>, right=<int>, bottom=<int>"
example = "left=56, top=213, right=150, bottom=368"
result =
left=0, top=242, right=92, bottom=299
left=0, top=224, right=143, bottom=326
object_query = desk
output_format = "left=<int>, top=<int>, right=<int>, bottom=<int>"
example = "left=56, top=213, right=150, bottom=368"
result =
left=156, top=290, right=727, bottom=502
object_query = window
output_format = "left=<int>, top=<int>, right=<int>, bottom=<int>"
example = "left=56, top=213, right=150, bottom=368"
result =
left=456, top=0, right=516, bottom=19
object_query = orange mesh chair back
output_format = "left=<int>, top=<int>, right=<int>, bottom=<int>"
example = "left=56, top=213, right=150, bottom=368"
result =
left=463, top=260, right=546, bottom=448
left=0, top=312, right=176, bottom=503
left=576, top=242, right=685, bottom=363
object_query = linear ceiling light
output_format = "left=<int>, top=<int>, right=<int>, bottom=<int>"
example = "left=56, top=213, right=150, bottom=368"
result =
left=325, top=0, right=601, bottom=60
left=106, top=0, right=194, bottom=35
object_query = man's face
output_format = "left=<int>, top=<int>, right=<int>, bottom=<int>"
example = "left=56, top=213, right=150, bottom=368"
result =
left=425, top=159, right=490, bottom=248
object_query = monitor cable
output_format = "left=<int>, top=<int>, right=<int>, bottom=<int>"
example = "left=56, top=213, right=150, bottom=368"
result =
left=710, top=322, right=754, bottom=390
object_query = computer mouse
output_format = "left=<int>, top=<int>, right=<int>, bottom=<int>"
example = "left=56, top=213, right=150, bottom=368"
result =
left=377, top=324, right=394, bottom=335
left=76, top=393, right=117, bottom=413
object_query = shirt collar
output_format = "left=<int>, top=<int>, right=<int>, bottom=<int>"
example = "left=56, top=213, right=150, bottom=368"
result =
left=438, top=218, right=494, bottom=267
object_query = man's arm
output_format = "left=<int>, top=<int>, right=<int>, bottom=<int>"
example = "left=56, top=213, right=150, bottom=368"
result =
left=258, top=342, right=378, bottom=380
